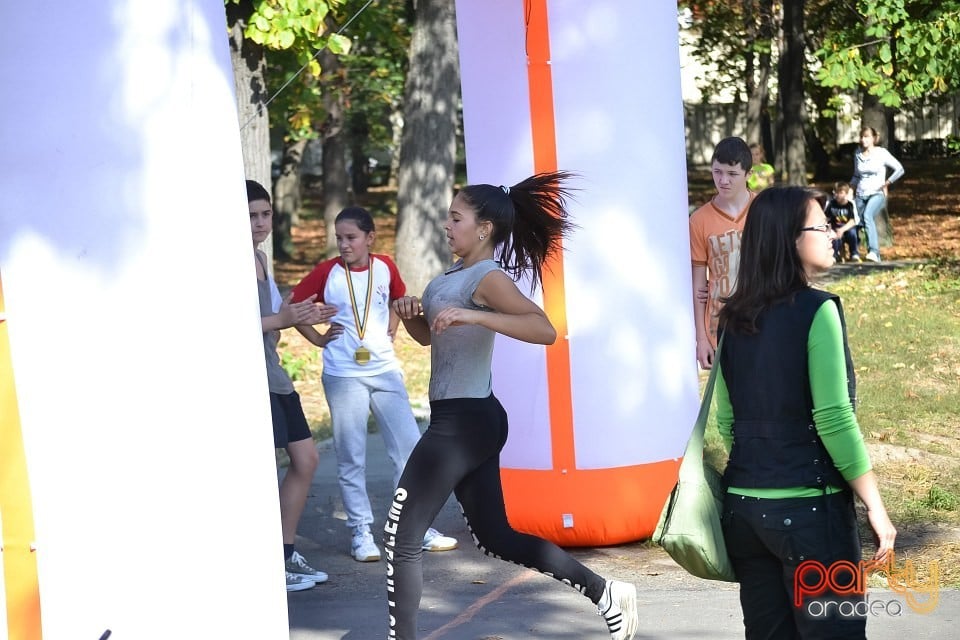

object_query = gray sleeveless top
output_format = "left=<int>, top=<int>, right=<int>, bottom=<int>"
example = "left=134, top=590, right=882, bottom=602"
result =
left=256, top=252, right=295, bottom=394
left=421, top=259, right=501, bottom=400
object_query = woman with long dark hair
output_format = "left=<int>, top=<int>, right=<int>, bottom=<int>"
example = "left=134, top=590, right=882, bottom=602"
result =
left=717, top=187, right=896, bottom=638
left=388, top=172, right=639, bottom=640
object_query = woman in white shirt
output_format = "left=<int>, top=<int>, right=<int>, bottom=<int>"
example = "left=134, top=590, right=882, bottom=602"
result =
left=850, top=126, right=905, bottom=262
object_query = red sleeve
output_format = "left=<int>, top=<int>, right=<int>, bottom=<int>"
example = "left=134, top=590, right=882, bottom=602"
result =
left=291, top=258, right=338, bottom=303
left=376, top=254, right=406, bottom=300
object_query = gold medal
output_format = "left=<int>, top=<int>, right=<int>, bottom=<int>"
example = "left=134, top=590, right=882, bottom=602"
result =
left=345, top=257, right=374, bottom=366
left=354, top=346, right=371, bottom=365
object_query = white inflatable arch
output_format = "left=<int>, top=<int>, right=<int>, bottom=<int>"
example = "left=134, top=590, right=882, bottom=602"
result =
left=1, top=1, right=288, bottom=637
left=456, top=0, right=698, bottom=546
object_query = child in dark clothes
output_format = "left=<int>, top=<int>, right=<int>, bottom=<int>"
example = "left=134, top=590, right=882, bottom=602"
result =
left=824, top=181, right=861, bottom=262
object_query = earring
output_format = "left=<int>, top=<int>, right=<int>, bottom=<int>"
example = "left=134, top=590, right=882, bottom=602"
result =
left=479, top=234, right=485, bottom=240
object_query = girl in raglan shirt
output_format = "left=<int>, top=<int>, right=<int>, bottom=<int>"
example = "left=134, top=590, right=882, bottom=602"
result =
left=292, top=207, right=457, bottom=564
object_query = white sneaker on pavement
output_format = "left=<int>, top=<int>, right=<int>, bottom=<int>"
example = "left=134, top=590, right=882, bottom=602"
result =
left=597, top=579, right=639, bottom=640
left=422, top=527, right=458, bottom=552
left=352, top=526, right=382, bottom=562
left=865, top=251, right=881, bottom=262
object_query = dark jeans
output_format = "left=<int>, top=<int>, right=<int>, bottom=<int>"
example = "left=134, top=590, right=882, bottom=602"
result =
left=384, top=395, right=605, bottom=639
left=722, top=491, right=866, bottom=640
left=832, top=228, right=860, bottom=260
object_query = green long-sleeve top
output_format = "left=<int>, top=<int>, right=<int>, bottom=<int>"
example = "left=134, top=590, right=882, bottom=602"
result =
left=716, top=299, right=873, bottom=498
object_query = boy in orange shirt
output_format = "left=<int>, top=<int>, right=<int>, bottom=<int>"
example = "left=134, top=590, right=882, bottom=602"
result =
left=689, top=137, right=754, bottom=369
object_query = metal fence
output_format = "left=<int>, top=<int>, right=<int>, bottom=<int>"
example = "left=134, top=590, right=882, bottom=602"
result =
left=685, top=95, right=960, bottom=164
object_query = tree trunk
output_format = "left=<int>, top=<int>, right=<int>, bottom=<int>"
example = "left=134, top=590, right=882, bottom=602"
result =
left=322, top=131, right=349, bottom=258
left=778, top=0, right=807, bottom=185
left=273, top=138, right=307, bottom=261
left=808, top=81, right=836, bottom=180
left=395, top=0, right=460, bottom=295
left=742, top=0, right=767, bottom=147
left=388, top=109, right=403, bottom=189
left=227, top=0, right=273, bottom=264
left=861, top=93, right=890, bottom=143
left=319, top=47, right=350, bottom=258
left=349, top=114, right=371, bottom=195
left=859, top=14, right=893, bottom=147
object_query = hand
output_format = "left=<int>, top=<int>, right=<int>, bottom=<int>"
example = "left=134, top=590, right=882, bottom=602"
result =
left=279, top=293, right=328, bottom=326
left=696, top=285, right=709, bottom=304
left=696, top=338, right=715, bottom=370
left=314, top=302, right=337, bottom=323
left=867, top=507, right=897, bottom=564
left=392, top=296, right=423, bottom=320
left=321, top=322, right=345, bottom=346
left=431, top=306, right=478, bottom=335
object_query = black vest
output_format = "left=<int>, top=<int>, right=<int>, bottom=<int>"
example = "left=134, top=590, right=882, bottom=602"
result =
left=720, top=288, right=856, bottom=490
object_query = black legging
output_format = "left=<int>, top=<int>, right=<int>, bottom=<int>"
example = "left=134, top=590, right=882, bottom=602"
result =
left=384, top=394, right=606, bottom=639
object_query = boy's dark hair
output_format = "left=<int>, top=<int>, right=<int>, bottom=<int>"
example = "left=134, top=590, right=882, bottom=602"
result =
left=335, top=206, right=376, bottom=234
left=246, top=180, right=271, bottom=204
left=834, top=181, right=851, bottom=194
left=711, top=137, right=753, bottom=172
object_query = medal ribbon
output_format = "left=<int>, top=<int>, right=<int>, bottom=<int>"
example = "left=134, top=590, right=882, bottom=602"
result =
left=344, top=257, right=373, bottom=343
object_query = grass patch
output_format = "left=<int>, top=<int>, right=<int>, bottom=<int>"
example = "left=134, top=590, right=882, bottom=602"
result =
left=826, top=261, right=960, bottom=447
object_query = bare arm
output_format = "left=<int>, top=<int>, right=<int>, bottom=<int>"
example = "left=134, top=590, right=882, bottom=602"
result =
left=692, top=265, right=713, bottom=369
left=387, top=306, right=401, bottom=341
left=296, top=322, right=345, bottom=348
left=261, top=294, right=336, bottom=332
left=431, top=271, right=556, bottom=345
left=393, top=296, right=431, bottom=346
left=847, top=470, right=896, bottom=563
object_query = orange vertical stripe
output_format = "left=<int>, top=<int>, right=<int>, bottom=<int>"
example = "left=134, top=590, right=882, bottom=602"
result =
left=0, top=274, right=43, bottom=640
left=524, top=0, right=576, bottom=471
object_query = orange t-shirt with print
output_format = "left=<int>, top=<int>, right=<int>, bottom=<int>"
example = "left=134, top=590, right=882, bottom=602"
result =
left=689, top=196, right=753, bottom=347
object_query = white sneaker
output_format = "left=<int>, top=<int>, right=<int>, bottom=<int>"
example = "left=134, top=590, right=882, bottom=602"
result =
left=285, top=550, right=329, bottom=584
left=865, top=251, right=880, bottom=263
left=351, top=526, right=382, bottom=562
left=597, top=580, right=639, bottom=640
left=285, top=571, right=316, bottom=592
left=422, top=527, right=458, bottom=552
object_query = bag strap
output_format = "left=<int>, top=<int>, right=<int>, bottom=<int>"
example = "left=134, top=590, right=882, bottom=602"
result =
left=677, top=335, right=724, bottom=481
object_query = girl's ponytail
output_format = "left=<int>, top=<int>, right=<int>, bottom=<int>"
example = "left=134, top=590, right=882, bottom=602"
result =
left=461, top=170, right=577, bottom=288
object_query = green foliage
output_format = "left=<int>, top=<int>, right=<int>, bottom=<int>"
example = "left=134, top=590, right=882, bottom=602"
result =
left=816, top=1, right=960, bottom=108
left=227, top=0, right=351, bottom=140
left=229, top=0, right=346, bottom=52
left=679, top=1, right=778, bottom=102
left=279, top=347, right=319, bottom=381
left=338, top=0, right=411, bottom=157
left=946, top=135, right=960, bottom=157
left=228, top=0, right=410, bottom=155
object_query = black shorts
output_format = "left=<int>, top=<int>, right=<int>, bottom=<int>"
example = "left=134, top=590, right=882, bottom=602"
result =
left=270, top=391, right=312, bottom=448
